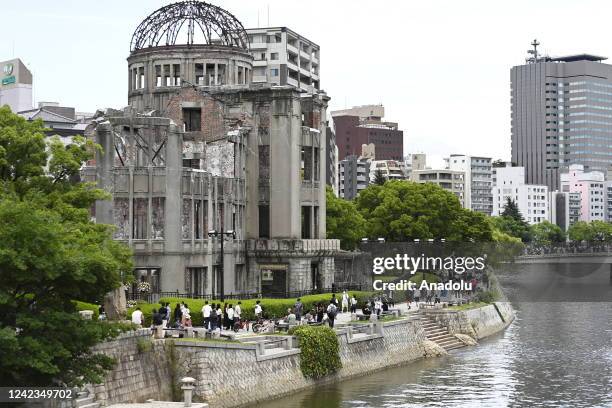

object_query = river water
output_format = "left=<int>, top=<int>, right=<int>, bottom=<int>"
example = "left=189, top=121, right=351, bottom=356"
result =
left=253, top=265, right=612, bottom=408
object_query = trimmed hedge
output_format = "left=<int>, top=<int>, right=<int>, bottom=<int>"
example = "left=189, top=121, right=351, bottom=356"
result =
left=74, top=300, right=100, bottom=320
left=289, top=325, right=341, bottom=379
left=127, top=291, right=375, bottom=327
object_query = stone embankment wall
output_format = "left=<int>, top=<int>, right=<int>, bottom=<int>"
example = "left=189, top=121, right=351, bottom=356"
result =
left=174, top=318, right=427, bottom=408
left=85, top=302, right=514, bottom=407
left=89, top=329, right=172, bottom=405
left=425, top=301, right=515, bottom=340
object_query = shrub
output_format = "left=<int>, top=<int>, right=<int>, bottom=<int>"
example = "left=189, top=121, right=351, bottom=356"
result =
left=136, top=338, right=153, bottom=353
left=74, top=300, right=100, bottom=320
left=475, top=290, right=495, bottom=304
left=289, top=325, right=341, bottom=379
left=127, top=291, right=375, bottom=327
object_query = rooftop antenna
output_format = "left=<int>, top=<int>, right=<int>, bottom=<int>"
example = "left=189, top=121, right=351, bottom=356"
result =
left=257, top=9, right=260, bottom=28
left=267, top=4, right=270, bottom=26
left=527, top=38, right=540, bottom=63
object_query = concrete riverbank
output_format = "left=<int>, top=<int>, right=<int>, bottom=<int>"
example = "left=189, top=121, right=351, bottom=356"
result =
left=85, top=302, right=515, bottom=408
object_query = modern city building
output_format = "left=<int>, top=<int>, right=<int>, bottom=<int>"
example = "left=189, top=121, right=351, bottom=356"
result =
left=245, top=27, right=320, bottom=93
left=331, top=104, right=403, bottom=161
left=325, top=120, right=338, bottom=194
left=511, top=40, right=612, bottom=191
left=0, top=58, right=32, bottom=113
left=492, top=165, right=549, bottom=224
left=560, top=164, right=606, bottom=222
left=549, top=191, right=581, bottom=231
left=338, top=155, right=370, bottom=200
left=404, top=153, right=427, bottom=179
left=410, top=168, right=466, bottom=207
left=369, top=159, right=407, bottom=182
left=446, top=154, right=493, bottom=215
left=86, top=2, right=339, bottom=297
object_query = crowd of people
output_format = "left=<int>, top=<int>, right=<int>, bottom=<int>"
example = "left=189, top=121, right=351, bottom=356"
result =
left=129, top=290, right=370, bottom=336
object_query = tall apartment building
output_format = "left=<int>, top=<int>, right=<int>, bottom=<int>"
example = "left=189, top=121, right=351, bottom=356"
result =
left=0, top=58, right=32, bottom=113
left=369, top=159, right=407, bottom=182
left=446, top=154, right=493, bottom=215
left=325, top=121, right=338, bottom=193
left=549, top=191, right=581, bottom=231
left=331, top=105, right=403, bottom=161
left=492, top=165, right=549, bottom=224
left=560, top=164, right=606, bottom=222
left=511, top=40, right=612, bottom=191
left=338, top=155, right=370, bottom=200
left=245, top=27, right=320, bottom=93
left=410, top=169, right=466, bottom=208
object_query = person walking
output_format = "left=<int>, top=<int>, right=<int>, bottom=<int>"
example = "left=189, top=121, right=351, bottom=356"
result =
left=316, top=303, right=324, bottom=323
left=210, top=304, right=218, bottom=331
left=223, top=302, right=229, bottom=330
left=182, top=303, right=192, bottom=327
left=216, top=304, right=223, bottom=330
left=202, top=301, right=212, bottom=331
left=350, top=294, right=358, bottom=313
left=294, top=298, right=303, bottom=323
left=152, top=308, right=164, bottom=339
left=173, top=303, right=182, bottom=328
left=326, top=302, right=337, bottom=328
left=341, top=290, right=349, bottom=313
left=131, top=307, right=143, bottom=328
left=227, top=304, right=235, bottom=330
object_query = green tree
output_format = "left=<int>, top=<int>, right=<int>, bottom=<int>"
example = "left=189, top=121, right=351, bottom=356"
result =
left=491, top=198, right=532, bottom=242
left=531, top=220, right=566, bottom=245
left=354, top=180, right=493, bottom=241
left=568, top=221, right=592, bottom=242
left=372, top=169, right=386, bottom=186
left=325, top=186, right=367, bottom=250
left=568, top=220, right=612, bottom=243
left=0, top=106, right=133, bottom=387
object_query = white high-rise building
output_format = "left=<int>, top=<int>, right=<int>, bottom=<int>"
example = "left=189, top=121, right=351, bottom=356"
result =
left=246, top=27, right=320, bottom=93
left=492, top=165, right=549, bottom=224
left=560, top=164, right=605, bottom=222
left=446, top=154, right=493, bottom=215
left=0, top=58, right=32, bottom=113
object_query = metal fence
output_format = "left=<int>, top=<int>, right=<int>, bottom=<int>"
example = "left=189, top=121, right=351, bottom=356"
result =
left=127, top=283, right=366, bottom=302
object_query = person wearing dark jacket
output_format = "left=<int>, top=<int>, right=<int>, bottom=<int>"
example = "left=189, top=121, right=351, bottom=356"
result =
left=173, top=303, right=182, bottom=328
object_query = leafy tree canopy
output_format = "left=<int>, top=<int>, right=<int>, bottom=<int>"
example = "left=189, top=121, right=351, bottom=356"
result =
left=530, top=220, right=566, bottom=245
left=568, top=220, right=612, bottom=243
left=354, top=180, right=493, bottom=242
left=0, top=106, right=133, bottom=387
left=326, top=186, right=367, bottom=250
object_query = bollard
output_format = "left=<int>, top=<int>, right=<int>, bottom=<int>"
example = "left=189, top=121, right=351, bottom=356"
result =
left=181, top=377, right=196, bottom=407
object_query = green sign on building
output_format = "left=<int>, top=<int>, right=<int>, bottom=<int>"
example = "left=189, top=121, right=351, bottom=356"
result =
left=1, top=76, right=15, bottom=85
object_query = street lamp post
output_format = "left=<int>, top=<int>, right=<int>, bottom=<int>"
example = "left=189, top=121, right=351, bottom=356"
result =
left=208, top=228, right=236, bottom=301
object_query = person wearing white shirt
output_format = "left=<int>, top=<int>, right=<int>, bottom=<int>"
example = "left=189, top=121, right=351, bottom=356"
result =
left=131, top=308, right=143, bottom=328
left=235, top=302, right=242, bottom=319
left=254, top=300, right=262, bottom=319
left=341, top=290, right=349, bottom=313
left=350, top=295, right=358, bottom=313
left=202, top=301, right=212, bottom=331
left=227, top=304, right=235, bottom=330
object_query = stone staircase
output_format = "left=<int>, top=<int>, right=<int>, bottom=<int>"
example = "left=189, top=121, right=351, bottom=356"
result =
left=417, top=312, right=465, bottom=351
left=75, top=387, right=100, bottom=408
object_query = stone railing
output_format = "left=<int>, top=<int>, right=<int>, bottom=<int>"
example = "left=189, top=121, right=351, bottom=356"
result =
left=247, top=238, right=340, bottom=254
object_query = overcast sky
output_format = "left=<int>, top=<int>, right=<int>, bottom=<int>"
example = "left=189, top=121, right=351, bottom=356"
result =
left=1, top=0, right=610, bottom=164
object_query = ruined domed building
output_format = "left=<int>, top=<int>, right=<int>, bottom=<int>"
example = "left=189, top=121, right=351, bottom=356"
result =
left=85, top=1, right=342, bottom=297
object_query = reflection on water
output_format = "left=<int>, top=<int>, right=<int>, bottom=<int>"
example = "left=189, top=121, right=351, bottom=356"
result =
left=252, top=269, right=612, bottom=407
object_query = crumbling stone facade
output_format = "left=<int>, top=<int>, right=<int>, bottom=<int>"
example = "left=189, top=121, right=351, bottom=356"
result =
left=86, top=2, right=340, bottom=297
